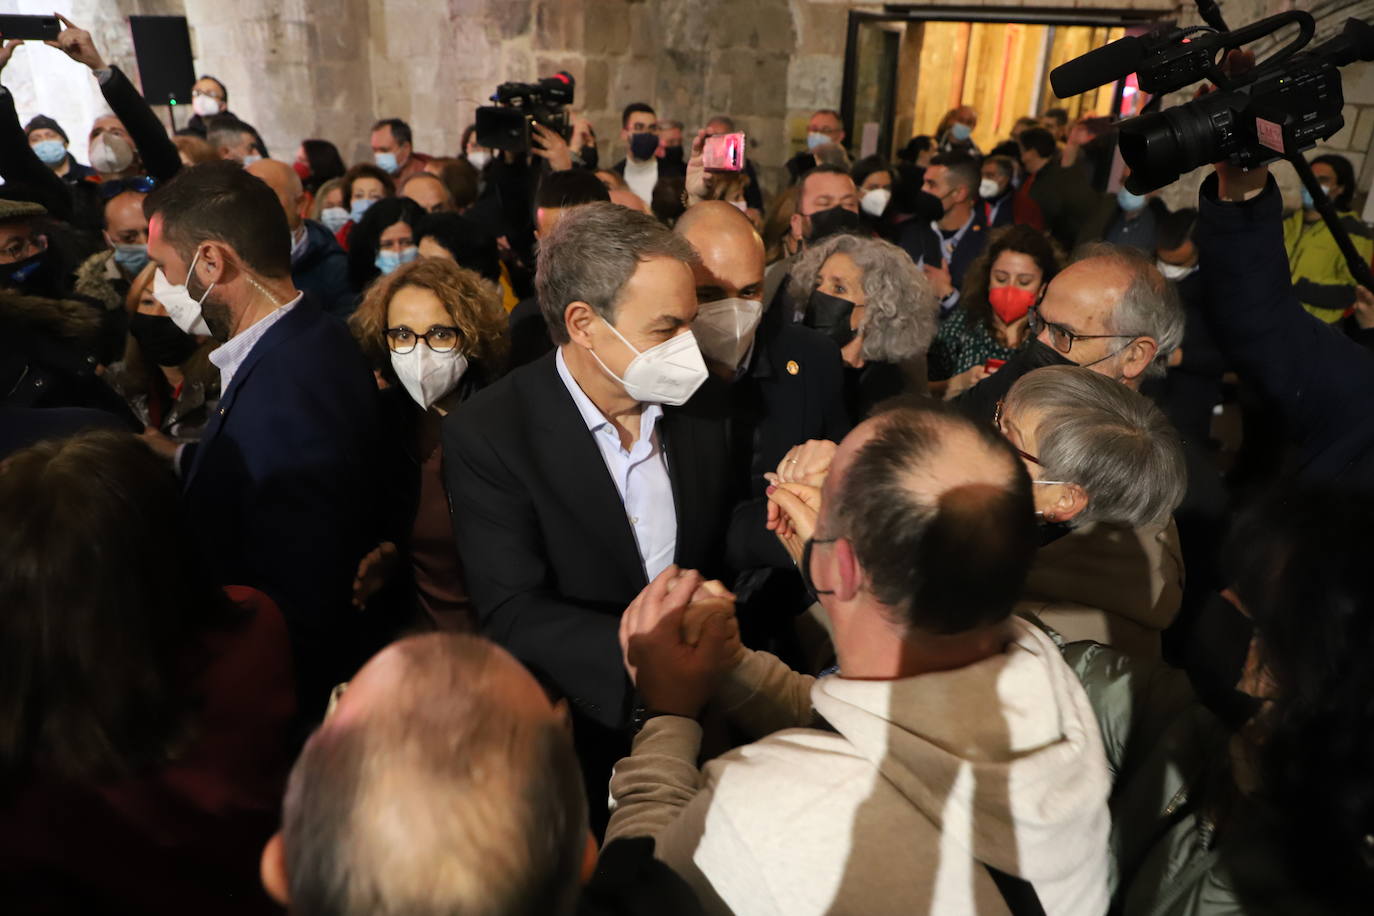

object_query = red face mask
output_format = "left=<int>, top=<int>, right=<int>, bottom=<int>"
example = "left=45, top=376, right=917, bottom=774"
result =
left=292, top=160, right=312, bottom=182
left=988, top=285, right=1037, bottom=324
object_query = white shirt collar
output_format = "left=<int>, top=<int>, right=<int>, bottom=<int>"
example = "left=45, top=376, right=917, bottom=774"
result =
left=555, top=346, right=663, bottom=445
left=210, top=292, right=304, bottom=391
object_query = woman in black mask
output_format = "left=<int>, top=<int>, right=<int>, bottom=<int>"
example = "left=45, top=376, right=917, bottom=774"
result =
left=790, top=233, right=939, bottom=418
left=104, top=263, right=219, bottom=441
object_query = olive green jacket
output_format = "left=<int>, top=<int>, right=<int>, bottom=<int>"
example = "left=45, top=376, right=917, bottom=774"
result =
left=1065, top=642, right=1338, bottom=915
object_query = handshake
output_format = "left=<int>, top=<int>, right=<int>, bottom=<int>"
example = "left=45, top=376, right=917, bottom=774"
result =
left=618, top=439, right=839, bottom=719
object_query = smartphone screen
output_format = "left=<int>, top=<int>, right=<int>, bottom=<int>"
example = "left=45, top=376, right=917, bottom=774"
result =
left=702, top=132, right=745, bottom=172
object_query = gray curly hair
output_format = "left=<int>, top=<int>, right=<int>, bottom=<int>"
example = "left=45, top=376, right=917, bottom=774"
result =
left=788, top=234, right=938, bottom=363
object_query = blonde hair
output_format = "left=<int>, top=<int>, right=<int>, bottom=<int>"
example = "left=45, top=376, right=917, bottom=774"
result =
left=350, top=258, right=508, bottom=380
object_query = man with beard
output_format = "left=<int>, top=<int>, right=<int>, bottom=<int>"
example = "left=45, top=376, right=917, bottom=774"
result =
left=143, top=161, right=381, bottom=716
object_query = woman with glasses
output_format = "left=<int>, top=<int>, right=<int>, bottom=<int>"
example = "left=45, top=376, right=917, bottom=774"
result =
left=997, top=365, right=1187, bottom=658
left=347, top=258, right=508, bottom=631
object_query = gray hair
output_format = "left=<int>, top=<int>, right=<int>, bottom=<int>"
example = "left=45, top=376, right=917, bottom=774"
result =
left=205, top=121, right=252, bottom=152
left=282, top=635, right=587, bottom=916
left=536, top=201, right=699, bottom=344
left=1004, top=365, right=1187, bottom=530
left=788, top=233, right=939, bottom=363
left=1071, top=242, right=1185, bottom=377
left=658, top=119, right=684, bottom=131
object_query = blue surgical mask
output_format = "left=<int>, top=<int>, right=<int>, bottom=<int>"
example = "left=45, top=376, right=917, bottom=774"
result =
left=806, top=131, right=830, bottom=151
left=375, top=151, right=400, bottom=174
left=320, top=206, right=350, bottom=233
left=32, top=139, right=67, bottom=166
left=112, top=243, right=150, bottom=275
left=350, top=198, right=377, bottom=221
left=241, top=153, right=262, bottom=167
left=1117, top=188, right=1148, bottom=212
left=375, top=245, right=418, bottom=275
left=951, top=122, right=973, bottom=142
left=1301, top=184, right=1329, bottom=210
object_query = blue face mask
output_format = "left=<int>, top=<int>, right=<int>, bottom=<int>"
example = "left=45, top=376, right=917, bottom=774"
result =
left=806, top=131, right=831, bottom=151
left=374, top=151, right=400, bottom=174
left=375, top=245, right=418, bottom=275
left=1301, top=184, right=1329, bottom=210
left=950, top=122, right=973, bottom=142
left=350, top=198, right=377, bottom=222
left=32, top=139, right=67, bottom=166
left=112, top=243, right=150, bottom=275
left=1117, top=187, right=1148, bottom=212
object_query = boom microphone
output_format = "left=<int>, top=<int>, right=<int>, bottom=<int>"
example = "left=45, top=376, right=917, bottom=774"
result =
left=1050, top=35, right=1146, bottom=98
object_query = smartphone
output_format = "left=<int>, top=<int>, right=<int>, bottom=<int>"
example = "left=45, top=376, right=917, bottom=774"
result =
left=0, top=15, right=60, bottom=41
left=702, top=132, right=746, bottom=172
left=984, top=358, right=1007, bottom=372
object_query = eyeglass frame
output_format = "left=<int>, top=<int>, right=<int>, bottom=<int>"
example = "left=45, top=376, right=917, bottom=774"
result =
left=992, top=399, right=1074, bottom=486
left=0, top=231, right=48, bottom=264
left=1027, top=304, right=1139, bottom=356
left=800, top=537, right=838, bottom=598
left=384, top=324, right=464, bottom=354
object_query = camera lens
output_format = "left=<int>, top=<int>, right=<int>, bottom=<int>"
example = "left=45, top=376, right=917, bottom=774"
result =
left=1119, top=91, right=1235, bottom=192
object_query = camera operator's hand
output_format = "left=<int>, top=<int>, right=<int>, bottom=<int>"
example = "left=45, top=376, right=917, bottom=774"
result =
left=1354, top=286, right=1374, bottom=330
left=619, top=566, right=741, bottom=720
left=44, top=14, right=107, bottom=71
left=570, top=116, right=596, bottom=154
left=531, top=122, right=573, bottom=172
left=685, top=128, right=713, bottom=204
left=1206, top=50, right=1269, bottom=202
left=0, top=39, right=23, bottom=75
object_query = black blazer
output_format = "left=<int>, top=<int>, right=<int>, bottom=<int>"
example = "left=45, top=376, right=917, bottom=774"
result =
left=443, top=350, right=733, bottom=729
left=182, top=297, right=381, bottom=710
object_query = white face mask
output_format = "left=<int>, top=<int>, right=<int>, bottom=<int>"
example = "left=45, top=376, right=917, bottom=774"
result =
left=979, top=177, right=1003, bottom=200
left=320, top=206, right=350, bottom=234
left=153, top=248, right=213, bottom=337
left=693, top=297, right=764, bottom=370
left=1156, top=259, right=1198, bottom=282
left=391, top=345, right=469, bottom=409
left=467, top=150, right=492, bottom=171
left=88, top=133, right=135, bottom=174
left=860, top=187, right=891, bottom=218
left=191, top=94, right=223, bottom=118
left=590, top=318, right=708, bottom=406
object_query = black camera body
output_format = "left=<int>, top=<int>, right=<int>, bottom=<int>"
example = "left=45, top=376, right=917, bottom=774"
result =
left=1120, top=53, right=1347, bottom=191
left=475, top=72, right=576, bottom=154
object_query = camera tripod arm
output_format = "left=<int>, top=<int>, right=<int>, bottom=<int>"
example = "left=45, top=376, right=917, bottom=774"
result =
left=1288, top=152, right=1374, bottom=294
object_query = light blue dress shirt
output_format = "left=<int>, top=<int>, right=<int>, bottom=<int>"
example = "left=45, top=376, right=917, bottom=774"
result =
left=209, top=293, right=302, bottom=392
left=555, top=347, right=677, bottom=582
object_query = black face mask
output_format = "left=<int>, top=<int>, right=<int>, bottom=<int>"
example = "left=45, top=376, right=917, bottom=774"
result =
left=0, top=248, right=48, bottom=290
left=806, top=205, right=863, bottom=243
left=1024, top=337, right=1078, bottom=370
left=661, top=145, right=684, bottom=167
left=911, top=189, right=946, bottom=224
left=805, top=289, right=858, bottom=349
left=130, top=313, right=198, bottom=368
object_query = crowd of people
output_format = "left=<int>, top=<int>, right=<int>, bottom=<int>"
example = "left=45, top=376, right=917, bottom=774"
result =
left=2, top=16, right=1374, bottom=916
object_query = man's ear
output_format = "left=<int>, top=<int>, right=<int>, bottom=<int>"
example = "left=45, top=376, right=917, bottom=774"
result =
left=196, top=240, right=235, bottom=285
left=1121, top=336, right=1159, bottom=383
left=831, top=537, right=863, bottom=602
left=790, top=212, right=807, bottom=242
left=565, top=301, right=597, bottom=348
left=260, top=832, right=290, bottom=906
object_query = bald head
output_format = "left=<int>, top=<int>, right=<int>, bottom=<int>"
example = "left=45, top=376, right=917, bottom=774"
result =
left=274, top=634, right=588, bottom=916
left=821, top=404, right=1036, bottom=634
left=247, top=158, right=305, bottom=232
left=677, top=201, right=765, bottom=304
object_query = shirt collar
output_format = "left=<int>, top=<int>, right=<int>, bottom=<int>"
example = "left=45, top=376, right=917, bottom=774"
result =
left=210, top=292, right=304, bottom=390
left=555, top=346, right=663, bottom=441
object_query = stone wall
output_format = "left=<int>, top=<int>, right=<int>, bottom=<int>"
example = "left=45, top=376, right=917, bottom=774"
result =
left=9, top=0, right=1374, bottom=209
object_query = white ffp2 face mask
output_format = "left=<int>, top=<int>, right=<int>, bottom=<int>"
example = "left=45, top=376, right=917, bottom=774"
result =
left=591, top=318, right=708, bottom=406
left=860, top=187, right=891, bottom=218
left=391, top=345, right=469, bottom=409
left=88, top=133, right=135, bottom=174
left=153, top=248, right=213, bottom=337
left=979, top=177, right=1002, bottom=200
left=1156, top=259, right=1198, bottom=282
left=693, top=297, right=764, bottom=370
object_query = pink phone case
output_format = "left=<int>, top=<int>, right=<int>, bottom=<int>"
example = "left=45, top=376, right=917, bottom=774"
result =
left=702, top=132, right=746, bottom=171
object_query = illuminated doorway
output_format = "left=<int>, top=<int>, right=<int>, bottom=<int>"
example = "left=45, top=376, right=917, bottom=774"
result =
left=842, top=7, right=1166, bottom=160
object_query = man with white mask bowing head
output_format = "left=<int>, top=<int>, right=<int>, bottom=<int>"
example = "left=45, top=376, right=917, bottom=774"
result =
left=444, top=201, right=735, bottom=829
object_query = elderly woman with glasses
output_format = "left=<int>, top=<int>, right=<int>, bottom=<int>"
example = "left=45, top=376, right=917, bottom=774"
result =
left=997, top=364, right=1187, bottom=658
left=347, top=258, right=508, bottom=632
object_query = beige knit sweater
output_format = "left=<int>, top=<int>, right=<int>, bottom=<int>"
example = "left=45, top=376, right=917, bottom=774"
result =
left=607, top=618, right=1111, bottom=915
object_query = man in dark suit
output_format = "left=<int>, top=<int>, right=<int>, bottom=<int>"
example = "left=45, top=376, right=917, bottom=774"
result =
left=143, top=162, right=381, bottom=715
left=903, top=153, right=987, bottom=318
left=611, top=103, right=687, bottom=208
left=675, top=202, right=851, bottom=647
left=445, top=202, right=732, bottom=821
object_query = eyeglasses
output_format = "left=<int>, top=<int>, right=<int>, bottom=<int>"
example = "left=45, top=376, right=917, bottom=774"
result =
left=800, top=537, right=837, bottom=598
left=99, top=175, right=157, bottom=200
left=191, top=88, right=225, bottom=101
left=385, top=325, right=462, bottom=354
left=992, top=399, right=1044, bottom=465
left=812, top=125, right=843, bottom=136
left=0, top=232, right=47, bottom=263
left=1027, top=305, right=1138, bottom=355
